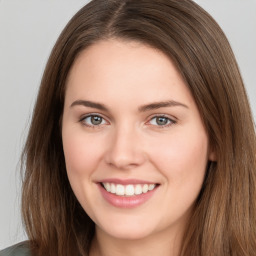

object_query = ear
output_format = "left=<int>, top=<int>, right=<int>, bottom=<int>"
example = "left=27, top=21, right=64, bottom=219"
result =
left=208, top=147, right=217, bottom=161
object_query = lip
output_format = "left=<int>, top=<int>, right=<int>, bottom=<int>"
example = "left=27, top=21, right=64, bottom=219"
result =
left=97, top=180, right=159, bottom=208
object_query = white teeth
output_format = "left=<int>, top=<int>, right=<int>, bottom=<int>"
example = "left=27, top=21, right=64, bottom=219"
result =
left=125, top=185, right=135, bottom=196
left=116, top=184, right=125, bottom=196
left=110, top=183, right=116, bottom=193
left=142, top=184, right=149, bottom=193
left=105, top=183, right=111, bottom=192
left=135, top=184, right=143, bottom=195
left=102, top=183, right=156, bottom=196
left=148, top=184, right=155, bottom=191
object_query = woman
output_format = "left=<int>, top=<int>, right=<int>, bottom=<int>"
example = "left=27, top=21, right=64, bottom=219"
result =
left=1, top=0, right=255, bottom=255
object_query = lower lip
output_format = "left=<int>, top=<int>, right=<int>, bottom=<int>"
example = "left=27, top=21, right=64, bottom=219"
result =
left=98, top=184, right=158, bottom=208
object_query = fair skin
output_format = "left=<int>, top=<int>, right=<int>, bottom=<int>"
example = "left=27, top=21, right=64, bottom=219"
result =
left=62, top=39, right=215, bottom=256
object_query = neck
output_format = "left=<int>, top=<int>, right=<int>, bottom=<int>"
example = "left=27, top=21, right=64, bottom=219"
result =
left=89, top=226, right=183, bottom=256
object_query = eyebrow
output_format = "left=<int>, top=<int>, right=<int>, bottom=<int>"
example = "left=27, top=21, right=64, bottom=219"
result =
left=70, top=99, right=188, bottom=112
left=138, top=100, right=188, bottom=112
left=70, top=100, right=108, bottom=111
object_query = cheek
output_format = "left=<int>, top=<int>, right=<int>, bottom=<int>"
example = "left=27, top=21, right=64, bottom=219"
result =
left=62, top=130, right=104, bottom=178
left=148, top=128, right=209, bottom=185
left=62, top=130, right=105, bottom=217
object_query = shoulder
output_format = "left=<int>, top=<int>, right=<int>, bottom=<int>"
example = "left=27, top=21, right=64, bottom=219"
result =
left=0, top=242, right=31, bottom=256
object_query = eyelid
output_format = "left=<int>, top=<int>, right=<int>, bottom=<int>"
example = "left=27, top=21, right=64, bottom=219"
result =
left=146, top=114, right=177, bottom=127
left=78, top=113, right=176, bottom=128
left=79, top=113, right=110, bottom=127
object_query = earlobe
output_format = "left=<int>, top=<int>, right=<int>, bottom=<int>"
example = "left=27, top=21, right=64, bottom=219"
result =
left=208, top=148, right=217, bottom=161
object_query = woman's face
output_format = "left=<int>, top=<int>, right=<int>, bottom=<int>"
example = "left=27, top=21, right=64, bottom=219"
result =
left=62, top=39, right=215, bottom=241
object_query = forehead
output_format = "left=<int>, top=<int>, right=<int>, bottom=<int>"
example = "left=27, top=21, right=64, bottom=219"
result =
left=67, top=39, right=174, bottom=84
left=65, top=39, right=195, bottom=109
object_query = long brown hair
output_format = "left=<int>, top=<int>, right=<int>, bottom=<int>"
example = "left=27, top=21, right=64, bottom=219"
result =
left=21, top=0, right=256, bottom=255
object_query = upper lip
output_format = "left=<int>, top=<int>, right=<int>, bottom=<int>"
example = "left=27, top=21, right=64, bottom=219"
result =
left=98, top=178, right=159, bottom=185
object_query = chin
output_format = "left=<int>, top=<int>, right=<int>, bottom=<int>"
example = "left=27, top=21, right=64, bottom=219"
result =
left=95, top=213, right=158, bottom=240
left=103, top=225, right=155, bottom=240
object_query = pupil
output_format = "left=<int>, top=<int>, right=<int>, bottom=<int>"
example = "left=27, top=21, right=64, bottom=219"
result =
left=156, top=117, right=168, bottom=125
left=91, top=116, right=102, bottom=125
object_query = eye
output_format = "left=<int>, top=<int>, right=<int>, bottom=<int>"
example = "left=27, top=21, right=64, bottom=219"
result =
left=81, top=115, right=108, bottom=127
left=148, top=116, right=176, bottom=127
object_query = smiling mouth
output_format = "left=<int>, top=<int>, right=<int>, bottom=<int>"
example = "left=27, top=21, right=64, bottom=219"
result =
left=100, top=182, right=159, bottom=197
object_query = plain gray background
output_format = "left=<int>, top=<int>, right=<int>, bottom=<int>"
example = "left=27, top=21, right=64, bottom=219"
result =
left=0, top=0, right=255, bottom=249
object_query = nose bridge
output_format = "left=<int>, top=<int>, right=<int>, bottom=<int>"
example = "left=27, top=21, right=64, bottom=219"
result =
left=105, top=121, right=145, bottom=169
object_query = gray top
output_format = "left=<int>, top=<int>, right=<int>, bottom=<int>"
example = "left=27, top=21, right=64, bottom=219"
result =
left=0, top=242, right=30, bottom=256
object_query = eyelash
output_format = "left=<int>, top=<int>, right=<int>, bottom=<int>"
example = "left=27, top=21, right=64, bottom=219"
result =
left=79, top=114, right=109, bottom=128
left=79, top=114, right=176, bottom=128
left=146, top=115, right=176, bottom=128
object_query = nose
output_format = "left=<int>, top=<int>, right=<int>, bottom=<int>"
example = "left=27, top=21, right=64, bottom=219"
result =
left=104, top=125, right=146, bottom=170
